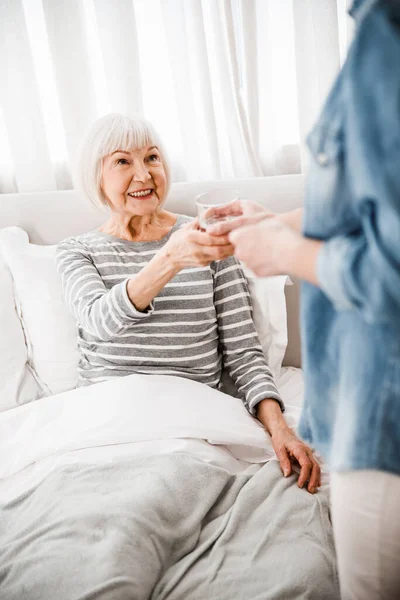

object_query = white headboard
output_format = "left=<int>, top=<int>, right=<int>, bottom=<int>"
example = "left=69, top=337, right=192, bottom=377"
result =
left=0, top=174, right=305, bottom=367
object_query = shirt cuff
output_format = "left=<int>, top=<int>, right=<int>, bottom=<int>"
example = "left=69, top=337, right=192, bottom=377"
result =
left=115, top=278, right=155, bottom=321
left=247, top=390, right=285, bottom=417
left=317, top=236, right=355, bottom=311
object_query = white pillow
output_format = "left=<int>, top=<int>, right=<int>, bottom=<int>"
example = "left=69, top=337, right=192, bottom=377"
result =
left=0, top=227, right=79, bottom=396
left=220, top=266, right=289, bottom=398
left=0, top=250, right=41, bottom=411
left=244, top=267, right=290, bottom=380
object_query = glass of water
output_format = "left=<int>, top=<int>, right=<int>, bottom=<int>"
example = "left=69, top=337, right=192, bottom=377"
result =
left=195, top=188, right=240, bottom=230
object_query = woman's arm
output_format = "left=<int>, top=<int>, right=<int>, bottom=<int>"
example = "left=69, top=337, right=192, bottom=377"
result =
left=256, top=398, right=321, bottom=493
left=56, top=239, right=156, bottom=341
left=126, top=251, right=179, bottom=311
left=128, top=221, right=233, bottom=310
left=56, top=222, right=233, bottom=341
left=207, top=203, right=304, bottom=236
left=225, top=218, right=322, bottom=285
left=277, top=208, right=303, bottom=232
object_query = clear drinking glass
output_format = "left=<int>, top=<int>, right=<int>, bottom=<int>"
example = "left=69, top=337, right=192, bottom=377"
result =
left=195, top=188, right=240, bottom=230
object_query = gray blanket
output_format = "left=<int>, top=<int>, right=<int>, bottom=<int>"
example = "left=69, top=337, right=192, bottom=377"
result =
left=0, top=454, right=339, bottom=599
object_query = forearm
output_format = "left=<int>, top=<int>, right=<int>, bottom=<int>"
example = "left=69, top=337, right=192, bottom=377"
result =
left=279, top=234, right=323, bottom=287
left=256, top=398, right=290, bottom=436
left=127, top=248, right=179, bottom=311
left=277, top=208, right=303, bottom=232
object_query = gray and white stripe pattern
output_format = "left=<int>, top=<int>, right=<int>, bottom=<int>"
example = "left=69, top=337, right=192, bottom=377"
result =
left=56, top=214, right=283, bottom=415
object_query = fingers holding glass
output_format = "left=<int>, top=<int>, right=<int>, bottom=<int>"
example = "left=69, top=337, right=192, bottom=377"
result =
left=195, top=189, right=240, bottom=230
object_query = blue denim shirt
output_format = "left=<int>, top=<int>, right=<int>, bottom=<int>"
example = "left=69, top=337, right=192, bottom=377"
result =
left=299, top=0, right=400, bottom=475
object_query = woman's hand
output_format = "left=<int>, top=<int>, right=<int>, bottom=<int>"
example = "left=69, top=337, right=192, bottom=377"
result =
left=164, top=218, right=234, bottom=271
left=256, top=398, right=321, bottom=494
left=207, top=201, right=304, bottom=237
left=228, top=217, right=301, bottom=277
left=270, top=427, right=321, bottom=494
left=206, top=199, right=275, bottom=237
left=226, top=217, right=322, bottom=285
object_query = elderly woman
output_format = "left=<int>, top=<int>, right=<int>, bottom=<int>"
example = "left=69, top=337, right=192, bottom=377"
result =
left=56, top=113, right=320, bottom=494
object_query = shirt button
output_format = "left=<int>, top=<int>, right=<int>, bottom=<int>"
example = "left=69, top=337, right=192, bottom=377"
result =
left=317, top=152, right=328, bottom=166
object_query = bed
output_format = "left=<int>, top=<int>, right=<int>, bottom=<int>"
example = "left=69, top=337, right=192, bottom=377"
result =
left=0, top=175, right=339, bottom=599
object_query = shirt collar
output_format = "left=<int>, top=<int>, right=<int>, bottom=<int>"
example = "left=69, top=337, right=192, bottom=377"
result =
left=349, top=0, right=378, bottom=21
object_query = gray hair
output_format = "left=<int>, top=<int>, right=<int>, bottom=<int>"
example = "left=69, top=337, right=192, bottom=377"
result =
left=74, top=113, right=172, bottom=210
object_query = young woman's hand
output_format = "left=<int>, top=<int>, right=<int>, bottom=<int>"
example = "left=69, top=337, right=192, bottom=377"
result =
left=206, top=199, right=275, bottom=237
left=228, top=217, right=300, bottom=277
left=208, top=201, right=304, bottom=237
left=163, top=218, right=234, bottom=271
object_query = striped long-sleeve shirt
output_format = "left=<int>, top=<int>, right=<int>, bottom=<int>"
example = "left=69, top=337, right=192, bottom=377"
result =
left=56, top=214, right=283, bottom=415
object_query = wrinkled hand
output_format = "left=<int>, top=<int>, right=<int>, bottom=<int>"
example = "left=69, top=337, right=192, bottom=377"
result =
left=165, top=218, right=234, bottom=270
left=228, top=217, right=301, bottom=277
left=271, top=427, right=321, bottom=494
left=206, top=199, right=275, bottom=236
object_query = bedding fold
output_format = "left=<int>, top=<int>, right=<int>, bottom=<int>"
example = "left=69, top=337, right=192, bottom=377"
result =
left=0, top=374, right=274, bottom=479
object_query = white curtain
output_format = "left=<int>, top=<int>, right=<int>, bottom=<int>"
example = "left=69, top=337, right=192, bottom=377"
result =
left=0, top=0, right=354, bottom=194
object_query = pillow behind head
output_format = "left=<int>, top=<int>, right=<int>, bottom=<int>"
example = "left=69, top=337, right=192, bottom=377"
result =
left=0, top=227, right=79, bottom=396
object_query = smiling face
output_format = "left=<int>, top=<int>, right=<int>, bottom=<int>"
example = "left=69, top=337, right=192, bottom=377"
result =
left=101, top=145, right=167, bottom=217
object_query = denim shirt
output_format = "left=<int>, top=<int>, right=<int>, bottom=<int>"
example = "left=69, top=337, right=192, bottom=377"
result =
left=299, top=0, right=400, bottom=475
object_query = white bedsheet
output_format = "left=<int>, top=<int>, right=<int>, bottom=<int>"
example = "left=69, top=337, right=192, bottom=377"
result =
left=0, top=368, right=307, bottom=505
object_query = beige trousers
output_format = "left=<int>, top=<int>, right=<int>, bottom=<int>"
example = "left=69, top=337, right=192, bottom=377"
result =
left=331, top=470, right=400, bottom=600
